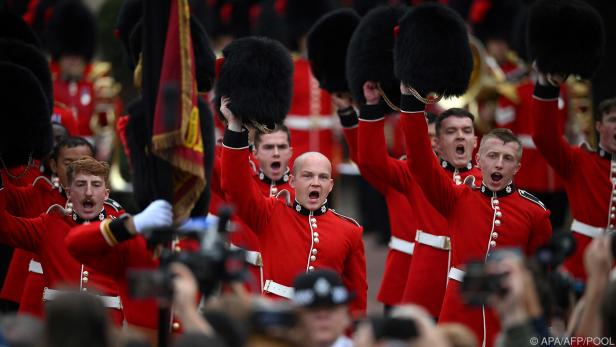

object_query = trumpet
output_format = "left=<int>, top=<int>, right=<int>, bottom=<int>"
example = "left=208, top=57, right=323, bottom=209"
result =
left=438, top=35, right=522, bottom=133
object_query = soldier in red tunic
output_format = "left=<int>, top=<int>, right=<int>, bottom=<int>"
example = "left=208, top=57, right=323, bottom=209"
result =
left=219, top=97, right=367, bottom=318
left=350, top=82, right=481, bottom=318
left=1, top=137, right=95, bottom=317
left=400, top=86, right=552, bottom=347
left=0, top=157, right=127, bottom=325
left=212, top=126, right=296, bottom=293
left=531, top=80, right=616, bottom=281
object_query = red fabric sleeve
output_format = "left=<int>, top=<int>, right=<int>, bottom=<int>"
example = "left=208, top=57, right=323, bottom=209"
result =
left=358, top=118, right=412, bottom=194
left=343, top=227, right=367, bottom=317
left=0, top=189, right=42, bottom=253
left=531, top=91, right=575, bottom=178
left=220, top=131, right=275, bottom=233
left=401, top=97, right=459, bottom=216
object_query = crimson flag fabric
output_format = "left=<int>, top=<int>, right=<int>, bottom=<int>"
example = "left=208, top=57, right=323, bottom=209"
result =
left=151, top=0, right=205, bottom=221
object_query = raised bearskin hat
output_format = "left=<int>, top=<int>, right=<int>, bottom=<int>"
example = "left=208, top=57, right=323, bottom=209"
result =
left=528, top=0, right=604, bottom=78
left=285, top=0, right=336, bottom=51
left=215, top=36, right=293, bottom=131
left=395, top=3, right=472, bottom=98
left=346, top=5, right=406, bottom=110
left=0, top=39, right=53, bottom=112
left=0, top=62, right=52, bottom=166
left=115, top=0, right=142, bottom=69
left=0, top=12, right=41, bottom=47
left=46, top=0, right=97, bottom=61
left=307, top=9, right=360, bottom=93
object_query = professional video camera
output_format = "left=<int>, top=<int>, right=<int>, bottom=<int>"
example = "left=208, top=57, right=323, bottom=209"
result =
left=128, top=206, right=248, bottom=300
left=461, top=232, right=579, bottom=307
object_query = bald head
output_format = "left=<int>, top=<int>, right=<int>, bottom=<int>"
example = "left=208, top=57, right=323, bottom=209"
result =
left=293, top=152, right=332, bottom=176
left=290, top=152, right=334, bottom=211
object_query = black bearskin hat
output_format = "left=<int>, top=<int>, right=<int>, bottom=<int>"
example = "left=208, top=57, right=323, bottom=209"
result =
left=0, top=12, right=41, bottom=47
left=0, top=62, right=52, bottom=166
left=215, top=36, right=293, bottom=131
left=346, top=5, right=406, bottom=109
left=528, top=0, right=604, bottom=78
left=307, top=9, right=360, bottom=93
left=46, top=0, right=97, bottom=61
left=395, top=3, right=472, bottom=98
left=284, top=0, right=336, bottom=51
left=0, top=39, right=53, bottom=112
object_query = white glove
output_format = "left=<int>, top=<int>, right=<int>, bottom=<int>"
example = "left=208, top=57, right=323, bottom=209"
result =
left=132, top=200, right=173, bottom=234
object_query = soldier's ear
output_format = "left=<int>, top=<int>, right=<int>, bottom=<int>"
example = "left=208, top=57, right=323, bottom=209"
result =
left=289, top=174, right=296, bottom=189
left=474, top=152, right=481, bottom=169
left=49, top=158, right=58, bottom=174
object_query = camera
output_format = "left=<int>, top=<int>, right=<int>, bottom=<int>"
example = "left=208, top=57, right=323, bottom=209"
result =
left=369, top=316, right=418, bottom=342
left=128, top=207, right=248, bottom=300
left=461, top=249, right=515, bottom=306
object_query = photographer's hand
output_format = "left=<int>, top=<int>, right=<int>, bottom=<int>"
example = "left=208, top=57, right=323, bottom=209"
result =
left=169, top=262, right=214, bottom=335
left=576, top=235, right=613, bottom=338
left=489, top=257, right=532, bottom=328
left=130, top=199, right=173, bottom=234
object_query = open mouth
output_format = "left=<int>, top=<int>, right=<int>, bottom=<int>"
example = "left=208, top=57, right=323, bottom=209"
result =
left=308, top=191, right=320, bottom=200
left=271, top=161, right=281, bottom=170
left=455, top=145, right=465, bottom=155
left=491, top=172, right=503, bottom=182
left=82, top=199, right=94, bottom=209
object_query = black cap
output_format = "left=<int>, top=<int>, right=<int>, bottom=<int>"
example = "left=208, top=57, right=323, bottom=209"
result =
left=292, top=269, right=352, bottom=308
left=0, top=12, right=41, bottom=47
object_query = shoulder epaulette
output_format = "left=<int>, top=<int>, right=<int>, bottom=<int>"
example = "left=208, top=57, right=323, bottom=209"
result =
left=330, top=209, right=360, bottom=227
left=32, top=176, right=53, bottom=188
left=104, top=198, right=123, bottom=212
left=518, top=189, right=546, bottom=210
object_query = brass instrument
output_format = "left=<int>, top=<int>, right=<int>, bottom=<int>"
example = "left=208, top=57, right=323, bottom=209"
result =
left=438, top=36, right=521, bottom=133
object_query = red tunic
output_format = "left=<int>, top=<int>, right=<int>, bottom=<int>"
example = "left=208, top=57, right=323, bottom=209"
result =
left=0, top=189, right=124, bottom=325
left=531, top=84, right=613, bottom=280
left=284, top=58, right=336, bottom=162
left=354, top=106, right=480, bottom=316
left=0, top=176, right=65, bottom=316
left=220, top=129, right=367, bottom=317
left=401, top=95, right=552, bottom=347
left=496, top=81, right=567, bottom=193
left=210, top=148, right=294, bottom=293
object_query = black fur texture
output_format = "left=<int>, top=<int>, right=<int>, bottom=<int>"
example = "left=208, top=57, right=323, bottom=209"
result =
left=0, top=39, right=53, bottom=112
left=307, top=9, right=360, bottom=93
left=394, top=3, right=472, bottom=97
left=528, top=0, right=604, bottom=78
left=346, top=5, right=406, bottom=109
left=215, top=36, right=293, bottom=130
left=46, top=0, right=97, bottom=61
left=0, top=12, right=41, bottom=47
left=0, top=62, right=52, bottom=166
left=115, top=0, right=142, bottom=70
